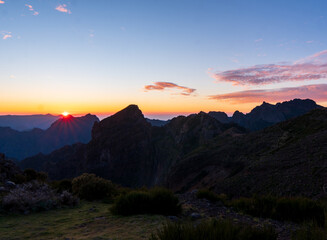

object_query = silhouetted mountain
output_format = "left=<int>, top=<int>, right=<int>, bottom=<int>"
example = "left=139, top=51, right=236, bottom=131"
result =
left=20, top=101, right=327, bottom=198
left=209, top=99, right=322, bottom=131
left=20, top=105, right=244, bottom=186
left=207, top=111, right=229, bottom=124
left=0, top=114, right=59, bottom=131
left=0, top=114, right=99, bottom=160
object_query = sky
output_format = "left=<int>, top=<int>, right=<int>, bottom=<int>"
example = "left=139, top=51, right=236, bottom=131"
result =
left=1, top=0, right=327, bottom=119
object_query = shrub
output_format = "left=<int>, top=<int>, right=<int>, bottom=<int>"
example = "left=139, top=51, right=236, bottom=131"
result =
left=111, top=191, right=151, bottom=215
left=196, top=189, right=227, bottom=203
left=51, top=179, right=73, bottom=193
left=72, top=173, right=116, bottom=201
left=111, top=187, right=181, bottom=216
left=58, top=190, right=79, bottom=206
left=1, top=181, right=78, bottom=213
left=23, top=169, right=48, bottom=182
left=12, top=173, right=27, bottom=184
left=150, top=219, right=277, bottom=240
left=230, top=196, right=325, bottom=226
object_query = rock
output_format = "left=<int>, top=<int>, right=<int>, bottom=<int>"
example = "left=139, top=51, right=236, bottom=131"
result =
left=190, top=189, right=198, bottom=194
left=190, top=212, right=201, bottom=220
left=5, top=181, right=16, bottom=188
left=0, top=186, right=7, bottom=193
left=167, top=216, right=179, bottom=221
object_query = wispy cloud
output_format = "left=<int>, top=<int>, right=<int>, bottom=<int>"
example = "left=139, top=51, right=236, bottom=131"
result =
left=208, top=84, right=327, bottom=103
left=306, top=40, right=314, bottom=44
left=144, top=82, right=196, bottom=96
left=255, top=38, right=263, bottom=42
left=55, top=4, right=71, bottom=14
left=213, top=50, right=327, bottom=85
left=25, top=4, right=39, bottom=16
left=0, top=1, right=5, bottom=4
left=1, top=31, right=12, bottom=40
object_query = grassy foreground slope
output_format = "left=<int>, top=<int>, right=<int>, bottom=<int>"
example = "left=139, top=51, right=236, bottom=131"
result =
left=0, top=201, right=165, bottom=240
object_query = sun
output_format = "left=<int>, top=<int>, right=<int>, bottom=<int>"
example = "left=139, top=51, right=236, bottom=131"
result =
left=62, top=111, right=69, bottom=117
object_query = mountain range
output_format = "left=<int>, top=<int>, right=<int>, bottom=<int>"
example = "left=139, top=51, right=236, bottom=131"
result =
left=0, top=114, right=99, bottom=160
left=0, top=114, right=60, bottom=131
left=208, top=99, right=322, bottom=131
left=19, top=99, right=327, bottom=197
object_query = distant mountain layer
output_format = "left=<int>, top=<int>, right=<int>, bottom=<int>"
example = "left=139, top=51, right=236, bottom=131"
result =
left=0, top=114, right=60, bottom=131
left=0, top=114, right=99, bottom=160
left=146, top=118, right=169, bottom=127
left=209, top=99, right=322, bottom=131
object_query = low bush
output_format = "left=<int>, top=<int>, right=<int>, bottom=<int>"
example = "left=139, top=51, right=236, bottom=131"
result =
left=111, top=187, right=181, bottom=216
left=1, top=181, right=78, bottom=213
left=23, top=169, right=48, bottom=182
left=51, top=179, right=73, bottom=193
left=196, top=189, right=227, bottom=203
left=72, top=173, right=117, bottom=201
left=150, top=219, right=277, bottom=240
left=230, top=196, right=325, bottom=226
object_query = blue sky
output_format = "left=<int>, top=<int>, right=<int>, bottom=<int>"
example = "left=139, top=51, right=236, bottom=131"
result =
left=1, top=0, right=327, bottom=118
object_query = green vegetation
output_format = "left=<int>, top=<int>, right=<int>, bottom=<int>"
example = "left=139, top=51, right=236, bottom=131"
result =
left=230, top=196, right=325, bottom=226
left=51, top=179, right=73, bottom=193
left=150, top=219, right=277, bottom=240
left=196, top=188, right=227, bottom=203
left=111, top=187, right=181, bottom=216
left=0, top=201, right=166, bottom=240
left=72, top=173, right=117, bottom=201
left=12, top=168, right=48, bottom=184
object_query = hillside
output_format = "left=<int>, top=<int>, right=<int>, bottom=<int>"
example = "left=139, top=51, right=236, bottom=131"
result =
left=168, top=108, right=327, bottom=197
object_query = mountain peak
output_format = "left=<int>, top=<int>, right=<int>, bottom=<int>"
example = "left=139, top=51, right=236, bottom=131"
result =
left=111, top=104, right=143, bottom=121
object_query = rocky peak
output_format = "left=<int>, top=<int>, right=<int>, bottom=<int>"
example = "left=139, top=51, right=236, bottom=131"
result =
left=92, top=104, right=150, bottom=140
left=208, top=111, right=229, bottom=123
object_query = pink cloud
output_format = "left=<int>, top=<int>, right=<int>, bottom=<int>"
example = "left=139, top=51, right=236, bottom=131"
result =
left=213, top=50, right=327, bottom=85
left=1, top=31, right=12, bottom=40
left=255, top=38, right=263, bottom=42
left=55, top=4, right=71, bottom=14
left=0, top=1, right=5, bottom=4
left=25, top=4, right=39, bottom=16
left=208, top=84, right=327, bottom=104
left=144, top=82, right=196, bottom=96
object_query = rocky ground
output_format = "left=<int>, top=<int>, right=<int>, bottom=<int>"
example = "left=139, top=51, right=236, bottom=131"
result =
left=177, top=191, right=299, bottom=240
